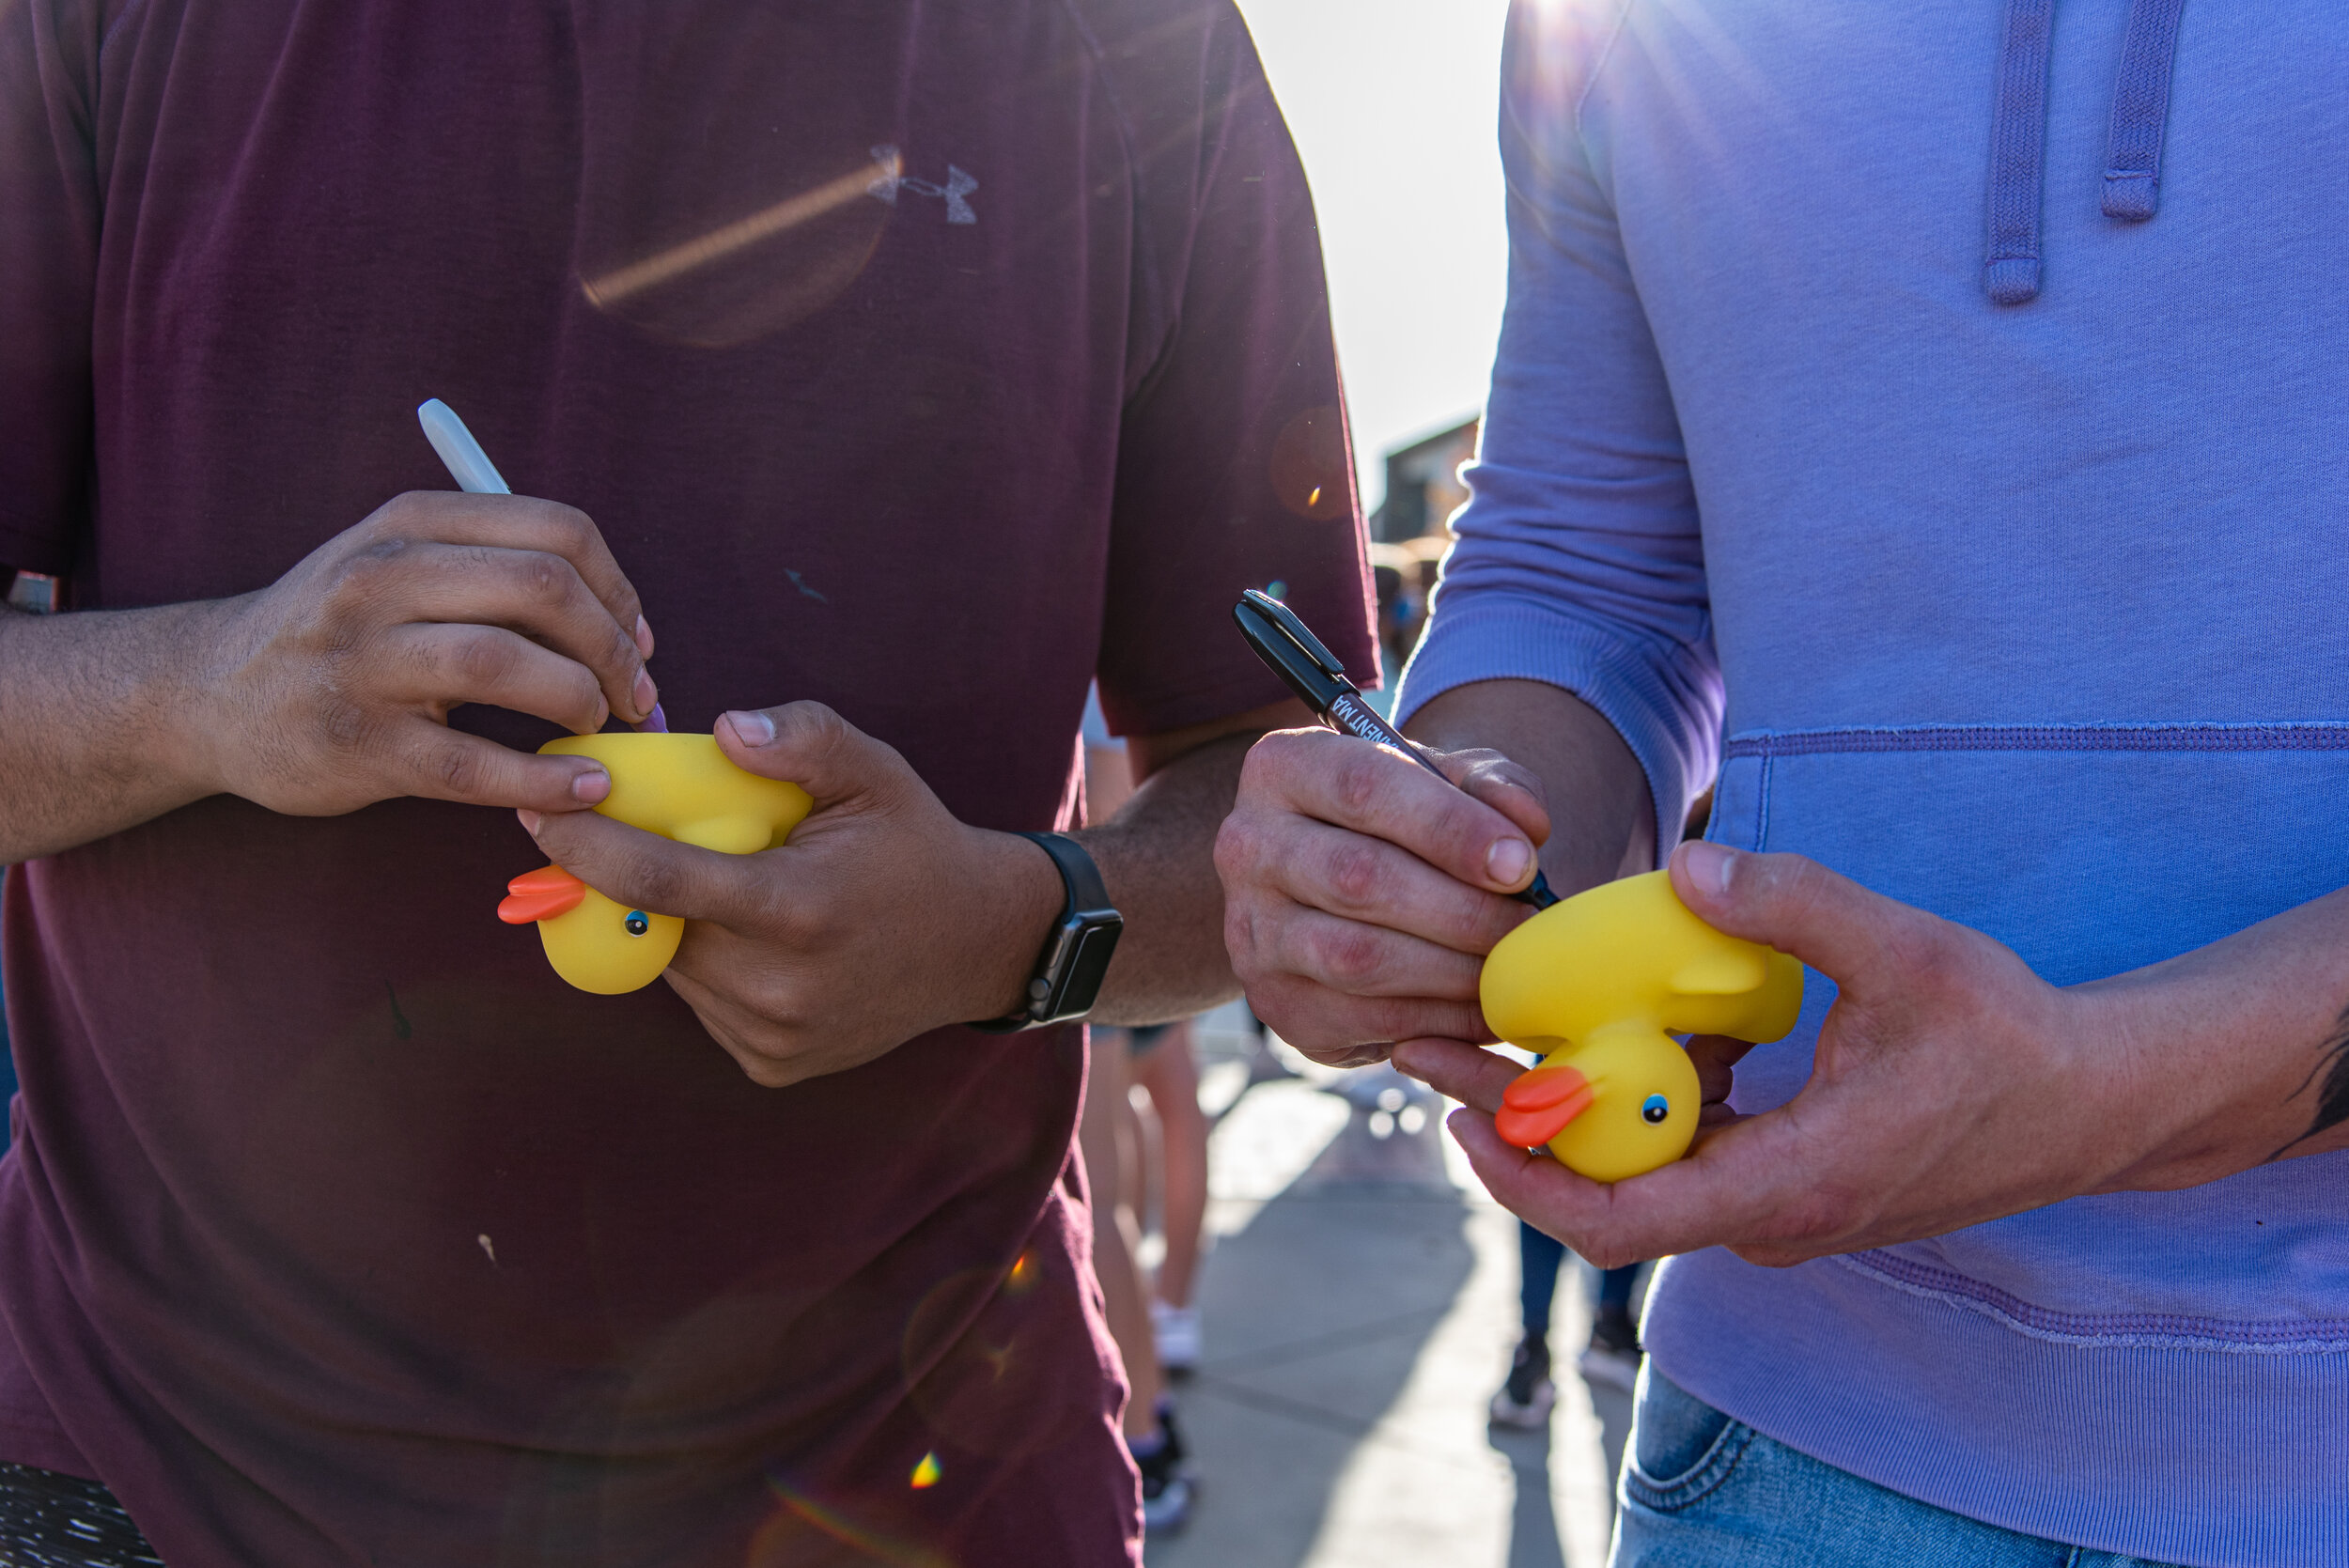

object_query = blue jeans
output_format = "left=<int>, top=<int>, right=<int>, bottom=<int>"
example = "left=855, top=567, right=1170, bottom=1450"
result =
left=1613, top=1371, right=2185, bottom=1568
left=1518, top=1220, right=1638, bottom=1332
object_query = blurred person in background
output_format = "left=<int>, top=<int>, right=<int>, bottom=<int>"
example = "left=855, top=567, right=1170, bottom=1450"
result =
left=1090, top=690, right=1221, bottom=1521
left=1221, top=3, right=2349, bottom=1565
left=1399, top=536, right=1445, bottom=658
left=1131, top=1021, right=1208, bottom=1384
left=1076, top=1020, right=1189, bottom=1533
left=0, top=1, right=1374, bottom=1562
left=1489, top=1232, right=1643, bottom=1429
left=1074, top=1013, right=1214, bottom=1536
left=1365, top=559, right=1408, bottom=715
left=1365, top=539, right=1447, bottom=720
left=1080, top=687, right=1215, bottom=1531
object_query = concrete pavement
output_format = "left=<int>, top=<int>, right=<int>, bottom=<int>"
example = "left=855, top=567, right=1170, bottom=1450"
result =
left=1143, top=1012, right=1633, bottom=1568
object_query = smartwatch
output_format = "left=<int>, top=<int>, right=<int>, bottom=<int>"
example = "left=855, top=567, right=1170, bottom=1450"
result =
left=971, top=831, right=1124, bottom=1032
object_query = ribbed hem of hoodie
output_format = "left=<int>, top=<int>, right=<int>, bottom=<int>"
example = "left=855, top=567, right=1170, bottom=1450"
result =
left=1394, top=596, right=1711, bottom=865
left=1645, top=1248, right=2349, bottom=1568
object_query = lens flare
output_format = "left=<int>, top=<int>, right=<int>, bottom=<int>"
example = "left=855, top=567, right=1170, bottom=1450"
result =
left=909, top=1452, right=942, bottom=1489
left=752, top=1484, right=953, bottom=1568
left=581, top=149, right=900, bottom=310
left=1004, top=1251, right=1040, bottom=1296
left=1269, top=405, right=1352, bottom=520
left=902, top=1251, right=1091, bottom=1458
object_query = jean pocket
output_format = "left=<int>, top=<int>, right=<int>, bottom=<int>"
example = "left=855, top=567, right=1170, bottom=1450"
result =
left=1620, top=1372, right=1756, bottom=1514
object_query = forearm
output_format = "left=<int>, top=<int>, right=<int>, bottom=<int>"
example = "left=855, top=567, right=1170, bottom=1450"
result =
left=0, top=598, right=226, bottom=863
left=1076, top=727, right=1258, bottom=1024
left=1402, top=677, right=1657, bottom=894
left=2083, top=884, right=2349, bottom=1188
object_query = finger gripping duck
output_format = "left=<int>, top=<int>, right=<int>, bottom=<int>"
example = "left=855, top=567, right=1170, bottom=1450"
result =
left=1480, top=870, right=1803, bottom=1183
left=496, top=734, right=813, bottom=995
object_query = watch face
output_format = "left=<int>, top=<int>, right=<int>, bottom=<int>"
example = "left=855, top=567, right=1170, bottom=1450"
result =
left=1051, top=915, right=1123, bottom=1019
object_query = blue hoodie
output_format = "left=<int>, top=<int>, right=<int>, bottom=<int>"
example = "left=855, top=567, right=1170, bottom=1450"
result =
left=1398, top=4, right=2349, bottom=1563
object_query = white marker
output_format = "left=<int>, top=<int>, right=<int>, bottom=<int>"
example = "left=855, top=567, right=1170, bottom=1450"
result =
left=417, top=397, right=511, bottom=494
left=414, top=397, right=666, bottom=731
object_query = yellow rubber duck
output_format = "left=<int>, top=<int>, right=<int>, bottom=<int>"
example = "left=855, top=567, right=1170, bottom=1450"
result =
left=1480, top=870, right=1804, bottom=1183
left=495, top=733, right=813, bottom=995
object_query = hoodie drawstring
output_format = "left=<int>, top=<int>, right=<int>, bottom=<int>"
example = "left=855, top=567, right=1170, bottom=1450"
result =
left=1983, top=0, right=2056, bottom=305
left=2103, top=0, right=2188, bottom=220
left=1983, top=0, right=2191, bottom=304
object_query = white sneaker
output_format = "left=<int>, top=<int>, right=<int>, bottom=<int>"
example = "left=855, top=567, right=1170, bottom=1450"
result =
left=1488, top=1333, right=1556, bottom=1429
left=1142, top=1470, right=1195, bottom=1534
left=1152, top=1301, right=1202, bottom=1378
left=1134, top=1407, right=1195, bottom=1534
left=1577, top=1310, right=1642, bottom=1394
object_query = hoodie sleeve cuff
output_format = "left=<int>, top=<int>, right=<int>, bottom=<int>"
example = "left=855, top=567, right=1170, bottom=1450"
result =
left=1393, top=594, right=1721, bottom=867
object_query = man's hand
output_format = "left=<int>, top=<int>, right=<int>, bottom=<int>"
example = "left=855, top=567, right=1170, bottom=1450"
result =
left=1214, top=727, right=1550, bottom=1065
left=193, top=490, right=659, bottom=816
left=1399, top=839, right=2349, bottom=1268
left=521, top=703, right=1062, bottom=1088
left=0, top=490, right=662, bottom=863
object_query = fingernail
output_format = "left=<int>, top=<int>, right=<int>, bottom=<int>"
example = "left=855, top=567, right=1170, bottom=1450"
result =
left=723, top=709, right=775, bottom=747
left=1486, top=837, right=1532, bottom=888
left=1683, top=840, right=1735, bottom=896
left=631, top=669, right=659, bottom=721
left=517, top=809, right=542, bottom=835
left=569, top=768, right=610, bottom=804
left=634, top=615, right=655, bottom=659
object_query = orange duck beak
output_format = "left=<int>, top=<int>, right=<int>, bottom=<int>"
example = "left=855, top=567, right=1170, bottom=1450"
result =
left=498, top=865, right=587, bottom=924
left=1493, top=1063, right=1595, bottom=1148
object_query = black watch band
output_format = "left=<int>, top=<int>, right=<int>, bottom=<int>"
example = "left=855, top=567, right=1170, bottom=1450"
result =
left=970, top=831, right=1125, bottom=1033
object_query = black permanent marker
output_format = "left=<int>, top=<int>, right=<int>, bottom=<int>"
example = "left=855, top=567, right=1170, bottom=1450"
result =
left=1232, top=588, right=1558, bottom=909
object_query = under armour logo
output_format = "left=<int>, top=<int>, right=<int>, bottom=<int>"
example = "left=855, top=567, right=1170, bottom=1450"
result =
left=867, top=145, right=977, bottom=225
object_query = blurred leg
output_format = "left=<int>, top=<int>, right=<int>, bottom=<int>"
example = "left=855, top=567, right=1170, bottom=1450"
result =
left=1595, top=1261, right=1641, bottom=1318
left=1579, top=1260, right=1645, bottom=1393
left=1520, top=1221, right=1569, bottom=1335
left=1080, top=1029, right=1160, bottom=1438
left=1494, top=1221, right=1568, bottom=1426
left=1133, top=1020, right=1207, bottom=1311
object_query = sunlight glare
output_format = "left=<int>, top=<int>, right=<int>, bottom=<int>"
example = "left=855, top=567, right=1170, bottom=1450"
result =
left=582, top=148, right=901, bottom=310
left=1237, top=0, right=1513, bottom=508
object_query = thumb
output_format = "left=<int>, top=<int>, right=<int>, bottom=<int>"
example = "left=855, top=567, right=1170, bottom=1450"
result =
left=1669, top=841, right=1913, bottom=990
left=716, top=701, right=909, bottom=807
left=1434, top=748, right=1552, bottom=852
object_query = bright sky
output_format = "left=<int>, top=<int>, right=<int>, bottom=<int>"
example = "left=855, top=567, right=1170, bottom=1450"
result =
left=1235, top=0, right=1515, bottom=511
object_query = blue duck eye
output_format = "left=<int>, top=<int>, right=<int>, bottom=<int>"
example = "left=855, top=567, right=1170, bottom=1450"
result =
left=623, top=911, right=651, bottom=938
left=1640, top=1094, right=1670, bottom=1126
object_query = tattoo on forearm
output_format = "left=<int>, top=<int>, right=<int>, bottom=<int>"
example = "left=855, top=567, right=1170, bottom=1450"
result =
left=2272, top=1003, right=2349, bottom=1159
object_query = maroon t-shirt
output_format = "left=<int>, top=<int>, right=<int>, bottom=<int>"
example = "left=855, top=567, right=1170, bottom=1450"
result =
left=0, top=2, right=1374, bottom=1561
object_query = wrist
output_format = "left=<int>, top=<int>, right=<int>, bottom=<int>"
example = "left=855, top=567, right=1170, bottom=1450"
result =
left=166, top=595, right=255, bottom=801
left=2066, top=975, right=2248, bottom=1192
left=962, top=825, right=1068, bottom=1023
